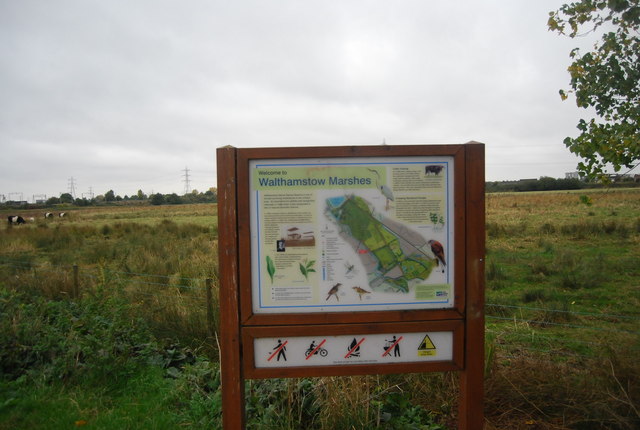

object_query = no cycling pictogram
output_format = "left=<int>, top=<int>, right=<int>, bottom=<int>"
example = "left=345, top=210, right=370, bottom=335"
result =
left=305, top=339, right=327, bottom=360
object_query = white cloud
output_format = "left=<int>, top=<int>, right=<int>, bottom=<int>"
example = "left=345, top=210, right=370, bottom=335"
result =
left=0, top=0, right=599, bottom=200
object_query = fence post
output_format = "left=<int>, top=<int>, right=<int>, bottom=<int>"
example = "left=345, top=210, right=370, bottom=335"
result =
left=73, top=264, right=79, bottom=299
left=206, top=278, right=214, bottom=338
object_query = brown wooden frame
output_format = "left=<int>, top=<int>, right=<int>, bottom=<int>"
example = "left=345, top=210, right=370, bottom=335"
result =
left=237, top=144, right=466, bottom=326
left=217, top=143, right=485, bottom=430
left=243, top=320, right=464, bottom=379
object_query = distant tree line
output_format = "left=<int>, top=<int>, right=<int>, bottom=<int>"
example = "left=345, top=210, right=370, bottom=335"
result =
left=486, top=175, right=639, bottom=193
left=40, top=188, right=217, bottom=207
left=486, top=177, right=585, bottom=193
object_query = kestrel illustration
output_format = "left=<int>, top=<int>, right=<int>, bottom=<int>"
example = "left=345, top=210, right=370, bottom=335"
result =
left=352, top=286, right=371, bottom=301
left=326, top=283, right=342, bottom=301
left=428, top=239, right=446, bottom=272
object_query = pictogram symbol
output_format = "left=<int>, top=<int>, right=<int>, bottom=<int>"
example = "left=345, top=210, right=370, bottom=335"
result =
left=382, top=335, right=403, bottom=357
left=305, top=339, right=328, bottom=360
left=417, top=334, right=436, bottom=356
left=345, top=337, right=365, bottom=358
left=268, top=339, right=288, bottom=361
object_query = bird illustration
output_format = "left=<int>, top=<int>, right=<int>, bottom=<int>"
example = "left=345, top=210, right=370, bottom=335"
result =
left=352, top=286, right=371, bottom=301
left=345, top=262, right=355, bottom=274
left=428, top=240, right=446, bottom=272
left=367, top=168, right=395, bottom=211
left=379, top=184, right=394, bottom=211
left=326, top=283, right=342, bottom=301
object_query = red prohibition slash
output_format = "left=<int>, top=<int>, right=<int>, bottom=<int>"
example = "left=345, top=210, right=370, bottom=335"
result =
left=305, top=339, right=327, bottom=360
left=382, top=336, right=403, bottom=357
left=344, top=338, right=366, bottom=358
left=267, top=340, right=288, bottom=362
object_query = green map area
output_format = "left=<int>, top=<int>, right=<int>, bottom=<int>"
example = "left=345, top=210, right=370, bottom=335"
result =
left=328, top=195, right=434, bottom=292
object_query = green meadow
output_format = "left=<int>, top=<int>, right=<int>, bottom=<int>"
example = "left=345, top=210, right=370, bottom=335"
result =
left=1, top=189, right=639, bottom=429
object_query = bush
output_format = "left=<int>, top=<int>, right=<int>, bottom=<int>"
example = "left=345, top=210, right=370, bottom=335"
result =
left=0, top=285, right=155, bottom=383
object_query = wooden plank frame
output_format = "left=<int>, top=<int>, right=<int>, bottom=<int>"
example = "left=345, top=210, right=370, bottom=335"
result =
left=217, top=146, right=245, bottom=429
left=243, top=320, right=464, bottom=379
left=236, top=144, right=466, bottom=326
left=217, top=143, right=485, bottom=430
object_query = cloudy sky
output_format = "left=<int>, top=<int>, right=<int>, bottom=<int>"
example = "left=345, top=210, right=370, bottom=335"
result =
left=1, top=0, right=597, bottom=201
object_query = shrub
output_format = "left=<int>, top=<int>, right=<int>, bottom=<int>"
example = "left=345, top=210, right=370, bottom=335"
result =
left=0, top=285, right=155, bottom=383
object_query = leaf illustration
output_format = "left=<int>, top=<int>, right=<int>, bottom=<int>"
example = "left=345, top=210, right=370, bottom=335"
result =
left=299, top=259, right=315, bottom=281
left=266, top=256, right=275, bottom=283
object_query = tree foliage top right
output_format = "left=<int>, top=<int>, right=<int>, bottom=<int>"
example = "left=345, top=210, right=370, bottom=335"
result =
left=548, top=0, right=639, bottom=179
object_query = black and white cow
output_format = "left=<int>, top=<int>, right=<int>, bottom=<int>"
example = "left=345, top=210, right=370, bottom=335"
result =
left=425, top=165, right=444, bottom=175
left=7, top=215, right=26, bottom=225
left=59, top=212, right=66, bottom=218
left=45, top=212, right=54, bottom=218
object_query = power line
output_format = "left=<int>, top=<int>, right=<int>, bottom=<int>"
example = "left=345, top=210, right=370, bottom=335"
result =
left=182, top=166, right=191, bottom=194
left=68, top=177, right=77, bottom=198
left=8, top=192, right=23, bottom=202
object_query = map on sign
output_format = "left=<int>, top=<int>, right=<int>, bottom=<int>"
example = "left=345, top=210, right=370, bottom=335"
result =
left=249, top=156, right=454, bottom=313
left=326, top=194, right=435, bottom=294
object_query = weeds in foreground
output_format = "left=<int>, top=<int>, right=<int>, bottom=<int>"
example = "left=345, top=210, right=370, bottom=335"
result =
left=485, top=348, right=640, bottom=430
left=1, top=193, right=639, bottom=429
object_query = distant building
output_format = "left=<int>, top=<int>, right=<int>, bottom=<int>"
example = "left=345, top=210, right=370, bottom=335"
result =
left=565, top=172, right=580, bottom=179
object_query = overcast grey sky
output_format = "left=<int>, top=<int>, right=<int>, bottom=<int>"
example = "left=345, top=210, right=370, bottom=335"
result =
left=1, top=0, right=595, bottom=201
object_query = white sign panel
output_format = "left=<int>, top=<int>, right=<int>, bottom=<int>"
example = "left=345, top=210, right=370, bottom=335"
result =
left=249, top=156, right=455, bottom=314
left=253, top=331, right=453, bottom=368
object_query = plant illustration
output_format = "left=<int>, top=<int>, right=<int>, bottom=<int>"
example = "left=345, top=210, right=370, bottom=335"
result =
left=299, top=259, right=316, bottom=281
left=266, top=256, right=276, bottom=283
left=429, top=212, right=445, bottom=226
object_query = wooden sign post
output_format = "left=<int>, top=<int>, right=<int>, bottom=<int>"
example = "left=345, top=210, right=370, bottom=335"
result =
left=217, top=143, right=485, bottom=429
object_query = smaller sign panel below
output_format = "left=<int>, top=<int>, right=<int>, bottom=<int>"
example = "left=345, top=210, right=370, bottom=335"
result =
left=254, top=331, right=453, bottom=368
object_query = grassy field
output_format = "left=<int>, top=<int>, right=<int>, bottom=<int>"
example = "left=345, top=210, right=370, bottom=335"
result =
left=1, top=191, right=639, bottom=429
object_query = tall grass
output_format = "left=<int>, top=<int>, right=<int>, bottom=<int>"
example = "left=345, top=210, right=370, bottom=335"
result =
left=0, top=216, right=218, bottom=354
left=484, top=189, right=640, bottom=428
left=2, top=191, right=639, bottom=429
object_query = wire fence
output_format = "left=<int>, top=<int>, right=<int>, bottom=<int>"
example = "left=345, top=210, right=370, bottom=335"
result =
left=0, top=257, right=212, bottom=291
left=1, top=257, right=638, bottom=361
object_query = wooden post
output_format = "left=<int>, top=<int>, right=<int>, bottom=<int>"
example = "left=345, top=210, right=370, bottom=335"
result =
left=459, top=142, right=485, bottom=429
left=206, top=278, right=214, bottom=339
left=216, top=143, right=485, bottom=429
left=217, top=146, right=245, bottom=429
left=73, top=264, right=79, bottom=299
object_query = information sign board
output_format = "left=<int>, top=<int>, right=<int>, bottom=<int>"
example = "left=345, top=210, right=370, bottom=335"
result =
left=217, top=143, right=485, bottom=429
left=249, top=156, right=455, bottom=313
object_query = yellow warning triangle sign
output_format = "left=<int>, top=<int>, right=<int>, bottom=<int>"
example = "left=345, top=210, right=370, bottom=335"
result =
left=418, top=334, right=436, bottom=350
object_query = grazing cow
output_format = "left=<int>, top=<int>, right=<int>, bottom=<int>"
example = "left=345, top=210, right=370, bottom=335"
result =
left=425, top=165, right=444, bottom=175
left=45, top=212, right=53, bottom=218
left=59, top=212, right=66, bottom=218
left=7, top=215, right=25, bottom=225
left=28, top=217, right=35, bottom=222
